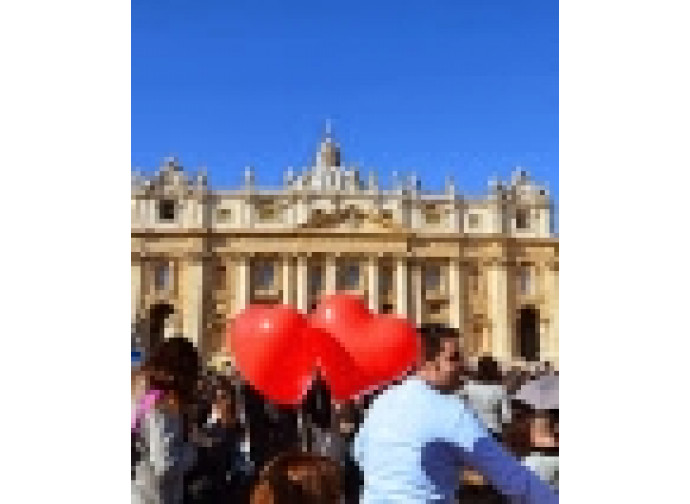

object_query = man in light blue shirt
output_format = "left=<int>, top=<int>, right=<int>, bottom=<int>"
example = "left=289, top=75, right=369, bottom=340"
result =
left=354, top=324, right=557, bottom=504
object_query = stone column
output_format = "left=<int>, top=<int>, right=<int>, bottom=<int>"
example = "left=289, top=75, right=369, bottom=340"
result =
left=235, top=255, right=251, bottom=316
left=296, top=255, right=309, bottom=313
left=282, top=256, right=293, bottom=305
left=325, top=255, right=337, bottom=294
left=487, top=261, right=513, bottom=362
left=543, top=264, right=559, bottom=367
left=395, top=257, right=409, bottom=317
left=243, top=200, right=254, bottom=228
left=447, top=203, right=459, bottom=232
left=181, top=258, right=204, bottom=351
left=449, top=259, right=466, bottom=332
left=480, top=325, right=492, bottom=356
left=491, top=201, right=504, bottom=234
left=131, top=262, right=142, bottom=324
left=411, top=261, right=423, bottom=325
left=540, top=207, right=551, bottom=238
left=182, top=200, right=191, bottom=228
left=367, top=256, right=379, bottom=313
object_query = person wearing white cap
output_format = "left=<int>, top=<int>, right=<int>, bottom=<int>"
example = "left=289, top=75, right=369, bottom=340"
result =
left=512, top=374, right=559, bottom=489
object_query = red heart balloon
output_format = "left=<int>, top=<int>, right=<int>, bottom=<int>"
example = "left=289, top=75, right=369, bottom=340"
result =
left=229, top=305, right=317, bottom=405
left=310, top=294, right=370, bottom=333
left=311, top=294, right=420, bottom=395
left=309, top=327, right=371, bottom=403
left=362, top=315, right=420, bottom=385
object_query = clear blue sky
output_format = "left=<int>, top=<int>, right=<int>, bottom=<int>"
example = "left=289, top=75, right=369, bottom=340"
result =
left=132, top=0, right=557, bottom=199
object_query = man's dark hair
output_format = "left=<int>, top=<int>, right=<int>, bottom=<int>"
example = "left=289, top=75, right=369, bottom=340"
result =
left=418, top=323, right=460, bottom=363
left=476, top=355, right=502, bottom=383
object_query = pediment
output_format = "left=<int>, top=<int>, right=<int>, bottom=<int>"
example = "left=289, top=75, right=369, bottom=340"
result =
left=133, top=158, right=206, bottom=198
left=299, top=207, right=405, bottom=232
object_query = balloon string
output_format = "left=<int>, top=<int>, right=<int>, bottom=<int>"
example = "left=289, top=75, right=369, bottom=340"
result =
left=298, top=404, right=308, bottom=453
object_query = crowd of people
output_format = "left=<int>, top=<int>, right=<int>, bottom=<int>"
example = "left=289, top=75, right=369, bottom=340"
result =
left=132, top=325, right=558, bottom=504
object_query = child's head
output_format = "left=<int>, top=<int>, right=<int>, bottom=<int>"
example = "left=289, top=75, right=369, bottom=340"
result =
left=250, top=451, right=343, bottom=504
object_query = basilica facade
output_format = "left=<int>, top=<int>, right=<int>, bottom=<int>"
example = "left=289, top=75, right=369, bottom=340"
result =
left=131, top=133, right=558, bottom=369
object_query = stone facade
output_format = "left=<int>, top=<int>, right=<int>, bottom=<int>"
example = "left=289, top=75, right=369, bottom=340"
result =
left=131, top=133, right=558, bottom=368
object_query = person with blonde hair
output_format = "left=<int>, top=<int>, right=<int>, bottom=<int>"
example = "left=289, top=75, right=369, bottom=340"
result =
left=250, top=451, right=343, bottom=504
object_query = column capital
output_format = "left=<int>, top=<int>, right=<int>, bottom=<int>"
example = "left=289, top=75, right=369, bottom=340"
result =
left=483, top=258, right=512, bottom=268
left=191, top=251, right=212, bottom=261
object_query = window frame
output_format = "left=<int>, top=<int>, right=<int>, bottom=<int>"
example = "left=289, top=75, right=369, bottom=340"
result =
left=424, top=264, right=442, bottom=292
left=515, top=208, right=530, bottom=230
left=158, top=199, right=177, bottom=222
left=255, top=262, right=276, bottom=290
left=342, top=263, right=360, bottom=290
left=154, top=262, right=171, bottom=291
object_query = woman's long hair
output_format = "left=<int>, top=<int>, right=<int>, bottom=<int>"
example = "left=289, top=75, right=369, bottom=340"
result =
left=143, top=337, right=200, bottom=412
left=250, top=451, right=343, bottom=504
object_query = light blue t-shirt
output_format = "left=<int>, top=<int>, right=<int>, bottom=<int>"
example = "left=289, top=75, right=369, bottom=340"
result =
left=354, top=377, right=487, bottom=503
left=354, top=376, right=558, bottom=504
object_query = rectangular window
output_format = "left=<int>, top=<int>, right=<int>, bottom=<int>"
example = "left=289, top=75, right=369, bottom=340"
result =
left=342, top=263, right=360, bottom=289
left=379, top=269, right=393, bottom=293
left=468, top=213, right=480, bottom=229
left=516, top=209, right=530, bottom=230
left=255, top=262, right=275, bottom=290
left=158, top=200, right=176, bottom=221
left=257, top=200, right=282, bottom=222
left=154, top=263, right=171, bottom=291
left=424, top=204, right=441, bottom=225
left=424, top=265, right=441, bottom=291
left=519, top=268, right=532, bottom=295
left=217, top=208, right=232, bottom=223
left=310, top=267, right=323, bottom=292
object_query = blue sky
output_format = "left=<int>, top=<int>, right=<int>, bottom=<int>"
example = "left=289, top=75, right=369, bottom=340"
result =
left=132, top=0, right=557, bottom=199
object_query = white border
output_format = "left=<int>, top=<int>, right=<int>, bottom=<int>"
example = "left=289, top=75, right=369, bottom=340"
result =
left=562, top=1, right=690, bottom=501
left=1, top=1, right=130, bottom=502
